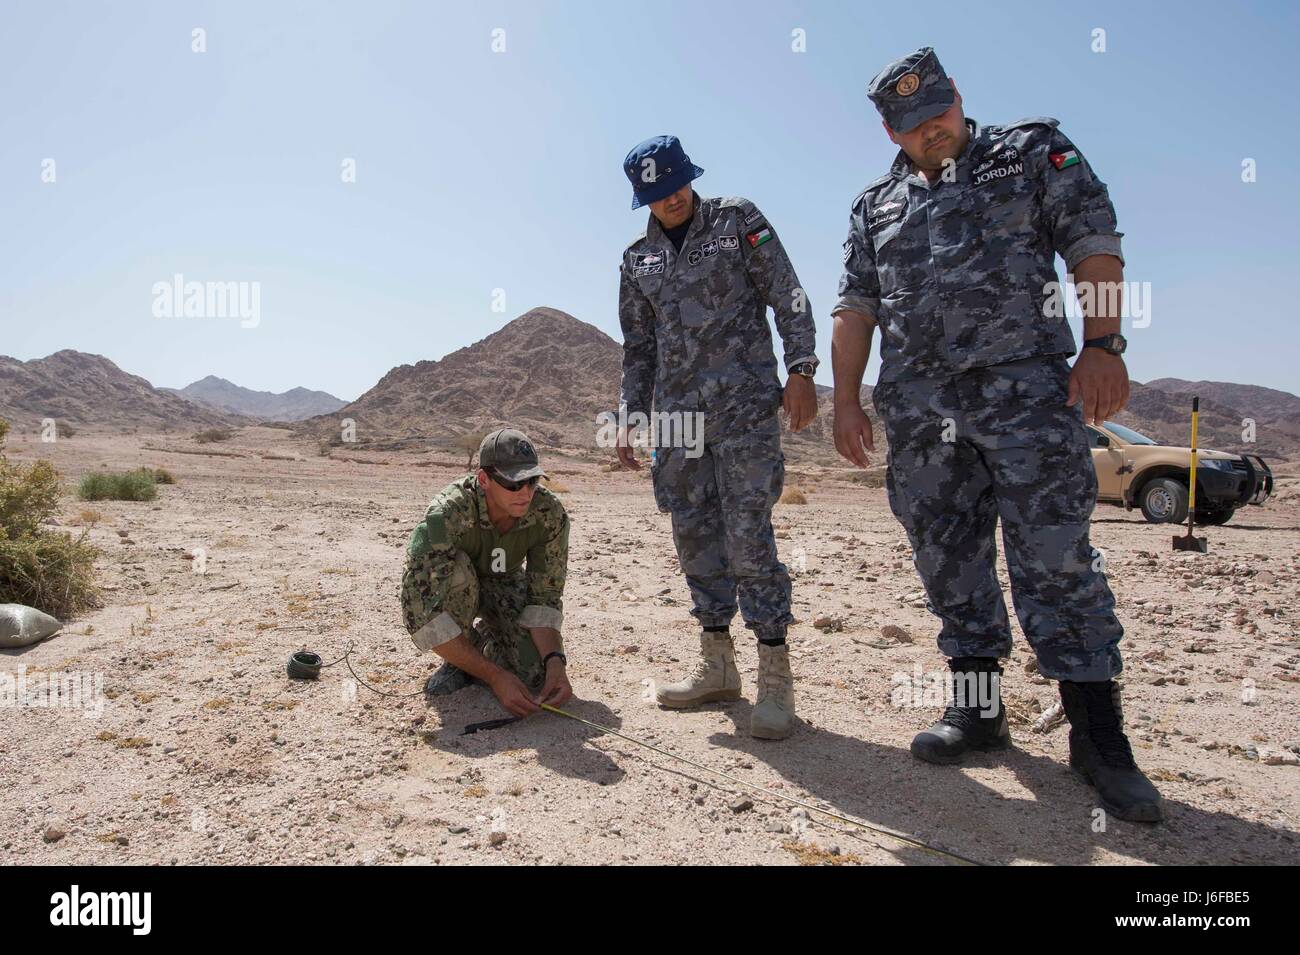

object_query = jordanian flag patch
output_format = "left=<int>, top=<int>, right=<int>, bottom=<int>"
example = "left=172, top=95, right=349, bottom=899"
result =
left=746, top=226, right=773, bottom=248
left=1050, top=150, right=1080, bottom=170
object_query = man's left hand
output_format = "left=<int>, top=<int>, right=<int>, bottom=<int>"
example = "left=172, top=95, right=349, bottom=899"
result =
left=783, top=375, right=818, bottom=432
left=1067, top=348, right=1130, bottom=425
left=538, top=657, right=572, bottom=708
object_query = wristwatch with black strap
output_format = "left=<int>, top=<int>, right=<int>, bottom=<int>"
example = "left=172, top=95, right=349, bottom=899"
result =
left=1082, top=333, right=1127, bottom=356
left=788, top=360, right=818, bottom=378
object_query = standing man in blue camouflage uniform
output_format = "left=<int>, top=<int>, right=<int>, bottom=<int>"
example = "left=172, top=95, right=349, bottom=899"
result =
left=831, top=48, right=1161, bottom=821
left=616, top=135, right=818, bottom=740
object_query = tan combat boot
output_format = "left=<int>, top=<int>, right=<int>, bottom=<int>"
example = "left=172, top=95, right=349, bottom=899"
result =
left=655, top=630, right=742, bottom=708
left=751, top=642, right=795, bottom=740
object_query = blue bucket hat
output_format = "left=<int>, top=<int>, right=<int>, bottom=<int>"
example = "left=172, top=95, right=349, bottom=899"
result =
left=622, top=135, right=704, bottom=210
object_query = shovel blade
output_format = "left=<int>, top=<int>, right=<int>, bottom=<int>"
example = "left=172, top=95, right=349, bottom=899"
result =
left=1172, top=534, right=1208, bottom=553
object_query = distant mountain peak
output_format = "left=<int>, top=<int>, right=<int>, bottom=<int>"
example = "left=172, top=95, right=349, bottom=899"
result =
left=168, top=376, right=346, bottom=422
left=0, top=349, right=237, bottom=431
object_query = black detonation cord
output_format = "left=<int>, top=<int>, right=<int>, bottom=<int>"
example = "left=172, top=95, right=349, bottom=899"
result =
left=289, top=643, right=425, bottom=698
left=289, top=644, right=517, bottom=734
left=285, top=645, right=981, bottom=864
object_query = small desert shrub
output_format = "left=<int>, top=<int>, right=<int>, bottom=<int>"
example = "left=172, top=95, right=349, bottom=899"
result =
left=0, top=417, right=100, bottom=617
left=848, top=469, right=887, bottom=488
left=194, top=428, right=234, bottom=444
left=141, top=466, right=177, bottom=485
left=78, top=470, right=158, bottom=502
left=779, top=487, right=808, bottom=505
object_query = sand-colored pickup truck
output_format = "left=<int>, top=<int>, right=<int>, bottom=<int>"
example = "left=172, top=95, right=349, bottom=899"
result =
left=1088, top=421, right=1273, bottom=526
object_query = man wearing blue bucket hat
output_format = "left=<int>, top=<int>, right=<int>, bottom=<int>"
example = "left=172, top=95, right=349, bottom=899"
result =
left=830, top=47, right=1161, bottom=822
left=615, top=134, right=818, bottom=741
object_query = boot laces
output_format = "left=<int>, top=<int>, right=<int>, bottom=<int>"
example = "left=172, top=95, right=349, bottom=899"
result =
left=941, top=666, right=998, bottom=731
left=686, top=656, right=717, bottom=683
left=758, top=665, right=787, bottom=699
left=940, top=703, right=982, bottom=732
left=1085, top=691, right=1136, bottom=769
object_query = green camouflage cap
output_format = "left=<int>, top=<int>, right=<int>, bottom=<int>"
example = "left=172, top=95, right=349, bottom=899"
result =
left=478, top=428, right=546, bottom=482
left=867, top=47, right=955, bottom=134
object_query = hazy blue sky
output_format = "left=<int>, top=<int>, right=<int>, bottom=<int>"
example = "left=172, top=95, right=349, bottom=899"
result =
left=2, top=0, right=1296, bottom=400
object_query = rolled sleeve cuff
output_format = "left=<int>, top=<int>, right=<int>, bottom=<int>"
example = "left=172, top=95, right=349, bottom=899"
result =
left=410, top=612, right=463, bottom=651
left=1062, top=233, right=1124, bottom=272
left=831, top=294, right=881, bottom=319
left=518, top=604, right=563, bottom=630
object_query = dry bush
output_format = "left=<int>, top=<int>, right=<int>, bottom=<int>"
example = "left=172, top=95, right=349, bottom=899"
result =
left=848, top=469, right=887, bottom=488
left=0, top=417, right=100, bottom=618
left=78, top=470, right=158, bottom=502
left=779, top=487, right=808, bottom=505
left=194, top=428, right=234, bottom=444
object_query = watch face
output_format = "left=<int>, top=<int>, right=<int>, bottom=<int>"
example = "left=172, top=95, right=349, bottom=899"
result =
left=1110, top=335, right=1127, bottom=354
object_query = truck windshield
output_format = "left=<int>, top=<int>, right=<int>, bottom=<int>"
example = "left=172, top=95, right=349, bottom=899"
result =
left=1102, top=421, right=1157, bottom=445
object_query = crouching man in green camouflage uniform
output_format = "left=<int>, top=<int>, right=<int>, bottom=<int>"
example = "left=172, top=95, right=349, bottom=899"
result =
left=400, top=428, right=572, bottom=717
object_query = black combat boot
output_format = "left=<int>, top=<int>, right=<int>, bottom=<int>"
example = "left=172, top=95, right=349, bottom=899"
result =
left=911, top=657, right=1010, bottom=764
left=1058, top=680, right=1163, bottom=823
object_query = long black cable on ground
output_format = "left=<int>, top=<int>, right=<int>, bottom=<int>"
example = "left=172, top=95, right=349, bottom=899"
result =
left=289, top=644, right=983, bottom=865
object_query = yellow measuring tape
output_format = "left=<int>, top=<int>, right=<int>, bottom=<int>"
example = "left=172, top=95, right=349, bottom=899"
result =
left=540, top=703, right=981, bottom=866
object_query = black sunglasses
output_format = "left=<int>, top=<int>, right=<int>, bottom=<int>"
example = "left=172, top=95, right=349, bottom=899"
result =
left=488, top=469, right=540, bottom=493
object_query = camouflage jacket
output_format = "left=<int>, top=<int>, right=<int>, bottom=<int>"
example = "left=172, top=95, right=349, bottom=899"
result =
left=618, top=194, right=817, bottom=437
left=834, top=118, right=1124, bottom=382
left=405, top=475, right=569, bottom=631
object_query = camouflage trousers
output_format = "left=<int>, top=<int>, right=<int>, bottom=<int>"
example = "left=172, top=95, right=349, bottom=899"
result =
left=650, top=415, right=792, bottom=641
left=873, top=356, right=1123, bottom=682
left=399, top=551, right=546, bottom=690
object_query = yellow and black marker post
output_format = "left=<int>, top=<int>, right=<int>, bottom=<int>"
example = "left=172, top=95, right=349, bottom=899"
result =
left=1173, top=397, right=1209, bottom=553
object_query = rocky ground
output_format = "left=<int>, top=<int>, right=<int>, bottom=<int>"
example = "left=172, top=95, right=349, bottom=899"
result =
left=2, top=427, right=1297, bottom=865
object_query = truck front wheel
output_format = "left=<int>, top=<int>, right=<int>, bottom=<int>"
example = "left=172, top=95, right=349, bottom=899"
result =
left=1139, top=478, right=1189, bottom=524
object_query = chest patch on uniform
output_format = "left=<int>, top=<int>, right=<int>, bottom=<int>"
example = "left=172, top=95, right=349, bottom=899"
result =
left=972, top=147, right=1024, bottom=186
left=631, top=249, right=665, bottom=277
left=746, top=226, right=773, bottom=248
left=686, top=238, right=721, bottom=266
left=867, top=199, right=906, bottom=230
left=744, top=208, right=764, bottom=225
left=718, top=235, right=740, bottom=251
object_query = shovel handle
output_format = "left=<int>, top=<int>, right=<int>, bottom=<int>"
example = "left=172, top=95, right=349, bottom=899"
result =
left=1187, top=398, right=1199, bottom=521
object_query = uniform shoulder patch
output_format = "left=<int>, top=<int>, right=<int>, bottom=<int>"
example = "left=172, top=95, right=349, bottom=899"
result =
left=422, top=511, right=449, bottom=547
left=422, top=480, right=472, bottom=546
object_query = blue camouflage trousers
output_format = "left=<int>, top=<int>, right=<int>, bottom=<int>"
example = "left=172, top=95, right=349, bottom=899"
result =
left=650, top=416, right=793, bottom=641
left=873, top=356, right=1123, bottom=682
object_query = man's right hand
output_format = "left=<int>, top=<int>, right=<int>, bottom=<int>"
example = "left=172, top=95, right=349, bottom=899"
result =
left=488, top=670, right=541, bottom=717
left=616, top=425, right=641, bottom=470
left=834, top=403, right=875, bottom=469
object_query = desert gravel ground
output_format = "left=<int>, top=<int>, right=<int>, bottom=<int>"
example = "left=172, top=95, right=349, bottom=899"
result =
left=2, top=427, right=1298, bottom=865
